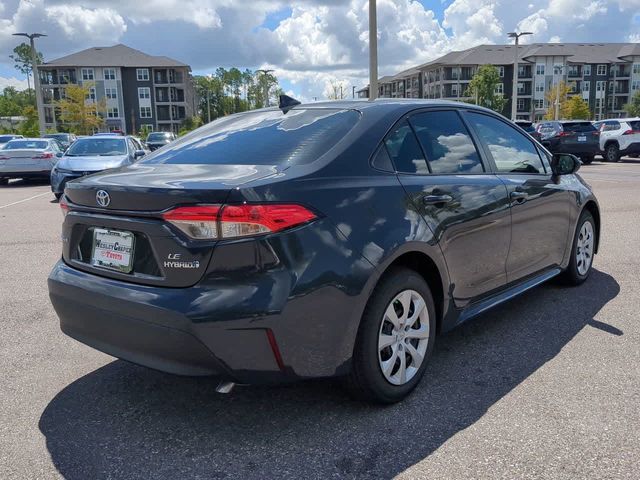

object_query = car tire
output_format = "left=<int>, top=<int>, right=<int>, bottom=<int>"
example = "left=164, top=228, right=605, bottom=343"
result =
left=345, top=267, right=437, bottom=404
left=605, top=143, right=620, bottom=162
left=559, top=210, right=596, bottom=286
left=580, top=155, right=594, bottom=165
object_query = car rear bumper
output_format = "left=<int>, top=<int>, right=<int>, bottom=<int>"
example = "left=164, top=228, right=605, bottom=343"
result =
left=542, top=141, right=599, bottom=156
left=51, top=170, right=97, bottom=194
left=0, top=167, right=52, bottom=178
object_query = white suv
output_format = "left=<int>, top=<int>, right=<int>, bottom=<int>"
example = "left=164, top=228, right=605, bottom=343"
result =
left=593, top=118, right=640, bottom=162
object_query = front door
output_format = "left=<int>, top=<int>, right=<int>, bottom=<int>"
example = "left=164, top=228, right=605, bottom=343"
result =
left=383, top=110, right=512, bottom=306
left=463, top=111, right=571, bottom=281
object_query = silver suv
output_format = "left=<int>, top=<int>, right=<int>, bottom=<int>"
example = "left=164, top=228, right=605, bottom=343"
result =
left=593, top=118, right=640, bottom=162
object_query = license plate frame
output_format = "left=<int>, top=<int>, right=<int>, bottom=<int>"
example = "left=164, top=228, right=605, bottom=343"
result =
left=90, top=228, right=135, bottom=273
left=578, top=135, right=587, bottom=142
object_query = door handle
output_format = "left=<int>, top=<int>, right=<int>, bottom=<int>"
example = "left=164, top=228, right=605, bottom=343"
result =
left=510, top=191, right=528, bottom=203
left=422, top=194, right=453, bottom=206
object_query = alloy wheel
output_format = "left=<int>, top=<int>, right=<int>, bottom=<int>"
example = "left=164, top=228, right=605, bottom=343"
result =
left=576, top=220, right=594, bottom=276
left=377, top=290, right=429, bottom=386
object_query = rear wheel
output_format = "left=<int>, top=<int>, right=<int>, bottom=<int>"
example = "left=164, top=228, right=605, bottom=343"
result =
left=580, top=155, right=594, bottom=165
left=559, top=210, right=595, bottom=285
left=345, top=267, right=436, bottom=404
left=605, top=143, right=620, bottom=162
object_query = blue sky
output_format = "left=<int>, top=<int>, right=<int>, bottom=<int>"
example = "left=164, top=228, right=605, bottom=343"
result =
left=1, top=0, right=639, bottom=98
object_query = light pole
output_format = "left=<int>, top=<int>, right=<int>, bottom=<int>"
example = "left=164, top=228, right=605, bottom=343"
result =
left=507, top=31, right=532, bottom=121
left=554, top=65, right=565, bottom=120
left=369, top=0, right=378, bottom=100
left=13, top=32, right=46, bottom=135
left=352, top=85, right=356, bottom=98
left=256, top=69, right=274, bottom=107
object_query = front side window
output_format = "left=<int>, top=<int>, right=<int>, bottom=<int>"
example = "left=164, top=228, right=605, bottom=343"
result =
left=466, top=112, right=545, bottom=174
left=141, top=109, right=360, bottom=167
left=383, top=120, right=428, bottom=174
left=137, top=69, right=149, bottom=81
left=409, top=110, right=483, bottom=174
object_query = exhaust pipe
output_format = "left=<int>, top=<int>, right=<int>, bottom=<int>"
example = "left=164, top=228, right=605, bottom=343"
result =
left=215, top=380, right=235, bottom=394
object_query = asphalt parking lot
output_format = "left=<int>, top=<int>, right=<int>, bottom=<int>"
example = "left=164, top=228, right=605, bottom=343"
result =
left=0, top=159, right=639, bottom=480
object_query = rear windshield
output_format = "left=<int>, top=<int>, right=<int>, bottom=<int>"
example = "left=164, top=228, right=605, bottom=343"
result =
left=147, top=133, right=172, bottom=141
left=538, top=123, right=557, bottom=132
left=3, top=140, right=48, bottom=150
left=562, top=122, right=596, bottom=133
left=141, top=109, right=360, bottom=166
left=65, top=138, right=127, bottom=156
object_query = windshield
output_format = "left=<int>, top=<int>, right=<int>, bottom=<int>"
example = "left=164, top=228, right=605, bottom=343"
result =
left=65, top=138, right=127, bottom=156
left=563, top=122, right=596, bottom=133
left=147, top=133, right=172, bottom=142
left=141, top=109, right=360, bottom=166
left=4, top=140, right=48, bottom=150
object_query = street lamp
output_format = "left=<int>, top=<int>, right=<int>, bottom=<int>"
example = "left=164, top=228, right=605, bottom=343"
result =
left=507, top=31, right=532, bottom=121
left=256, top=69, right=274, bottom=107
left=369, top=0, right=378, bottom=100
left=13, top=32, right=47, bottom=136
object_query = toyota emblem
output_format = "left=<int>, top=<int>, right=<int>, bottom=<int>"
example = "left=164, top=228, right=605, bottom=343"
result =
left=96, top=190, right=111, bottom=207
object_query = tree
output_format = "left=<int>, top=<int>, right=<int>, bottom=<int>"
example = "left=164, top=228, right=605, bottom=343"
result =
left=18, top=106, right=39, bottom=137
left=178, top=116, right=202, bottom=136
left=55, top=82, right=106, bottom=134
left=465, top=65, right=507, bottom=113
left=0, top=87, right=34, bottom=116
left=9, top=43, right=43, bottom=97
left=623, top=90, right=640, bottom=117
left=562, top=95, right=591, bottom=119
left=544, top=81, right=571, bottom=120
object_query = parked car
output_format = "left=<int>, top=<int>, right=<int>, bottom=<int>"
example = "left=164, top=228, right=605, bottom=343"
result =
left=48, top=100, right=600, bottom=404
left=592, top=118, right=640, bottom=162
left=43, top=133, right=77, bottom=150
left=514, top=120, right=541, bottom=141
left=536, top=120, right=599, bottom=164
left=0, top=134, right=23, bottom=148
left=130, top=136, right=150, bottom=154
left=146, top=131, right=176, bottom=151
left=50, top=135, right=146, bottom=199
left=0, top=138, right=63, bottom=185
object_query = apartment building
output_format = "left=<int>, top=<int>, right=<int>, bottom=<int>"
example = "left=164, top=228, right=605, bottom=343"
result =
left=39, top=44, right=197, bottom=133
left=358, top=43, right=640, bottom=121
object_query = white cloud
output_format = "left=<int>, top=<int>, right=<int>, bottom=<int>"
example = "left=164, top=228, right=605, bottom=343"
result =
left=45, top=5, right=127, bottom=37
left=0, top=76, right=29, bottom=91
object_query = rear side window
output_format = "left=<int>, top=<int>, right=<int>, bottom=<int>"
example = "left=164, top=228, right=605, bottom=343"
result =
left=409, top=110, right=483, bottom=174
left=563, top=122, right=597, bottom=133
left=627, top=121, right=640, bottom=130
left=466, top=112, right=546, bottom=174
left=141, top=109, right=359, bottom=166
left=383, top=120, right=428, bottom=174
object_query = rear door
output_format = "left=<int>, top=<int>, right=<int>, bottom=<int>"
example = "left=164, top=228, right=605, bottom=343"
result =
left=463, top=111, right=571, bottom=282
left=386, top=109, right=511, bottom=305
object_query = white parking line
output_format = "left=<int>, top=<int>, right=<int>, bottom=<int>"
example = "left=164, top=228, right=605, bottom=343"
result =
left=0, top=191, right=51, bottom=210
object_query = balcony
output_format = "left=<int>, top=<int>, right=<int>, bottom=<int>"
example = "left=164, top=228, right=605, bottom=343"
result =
left=154, top=68, right=185, bottom=84
left=517, top=66, right=533, bottom=79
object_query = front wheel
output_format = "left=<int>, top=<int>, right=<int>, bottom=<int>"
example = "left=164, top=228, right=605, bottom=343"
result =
left=559, top=210, right=596, bottom=285
left=605, top=143, right=620, bottom=162
left=345, top=267, right=436, bottom=404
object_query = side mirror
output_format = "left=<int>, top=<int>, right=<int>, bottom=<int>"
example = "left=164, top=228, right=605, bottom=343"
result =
left=551, top=153, right=581, bottom=175
left=134, top=150, right=146, bottom=159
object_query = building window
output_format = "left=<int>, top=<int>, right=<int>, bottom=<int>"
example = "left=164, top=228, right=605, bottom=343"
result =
left=137, top=69, right=150, bottom=81
left=498, top=66, right=504, bottom=78
left=536, top=64, right=545, bottom=76
left=495, top=83, right=504, bottom=95
left=595, top=98, right=604, bottom=108
left=534, top=99, right=544, bottom=109
left=105, top=87, right=117, bottom=99
left=583, top=82, right=590, bottom=92
left=517, top=82, right=525, bottom=94
left=596, top=81, right=606, bottom=91
left=535, top=82, right=545, bottom=92
left=138, top=87, right=151, bottom=99
left=583, top=65, right=591, bottom=76
left=569, top=81, right=578, bottom=93
left=85, top=87, right=96, bottom=101
left=597, top=64, right=607, bottom=76
left=104, top=68, right=116, bottom=80
left=451, top=84, right=459, bottom=97
left=632, top=80, right=640, bottom=91
left=107, top=107, right=119, bottom=118
left=81, top=68, right=94, bottom=81
left=517, top=98, right=525, bottom=111
left=633, top=64, right=640, bottom=75
left=140, top=106, right=152, bottom=118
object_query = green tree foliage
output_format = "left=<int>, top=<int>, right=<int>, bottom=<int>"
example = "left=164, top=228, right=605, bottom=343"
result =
left=562, top=95, right=592, bottom=119
left=465, top=65, right=507, bottom=114
left=18, top=106, right=39, bottom=137
left=55, top=82, right=106, bottom=135
left=623, top=91, right=640, bottom=117
left=195, top=68, right=282, bottom=124
left=9, top=43, right=43, bottom=94
left=0, top=87, right=35, bottom=116
left=544, top=81, right=571, bottom=120
left=178, top=116, right=203, bottom=136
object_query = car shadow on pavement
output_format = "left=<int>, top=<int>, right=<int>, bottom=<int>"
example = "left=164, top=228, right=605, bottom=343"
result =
left=39, top=269, right=620, bottom=480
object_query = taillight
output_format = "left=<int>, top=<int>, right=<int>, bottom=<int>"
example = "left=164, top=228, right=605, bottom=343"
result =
left=33, top=152, right=54, bottom=159
left=161, top=204, right=317, bottom=240
left=592, top=131, right=600, bottom=136
left=622, top=130, right=640, bottom=135
left=557, top=131, right=572, bottom=137
left=59, top=196, right=69, bottom=218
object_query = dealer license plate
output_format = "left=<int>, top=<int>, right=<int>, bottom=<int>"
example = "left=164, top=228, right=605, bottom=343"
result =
left=91, top=228, right=135, bottom=273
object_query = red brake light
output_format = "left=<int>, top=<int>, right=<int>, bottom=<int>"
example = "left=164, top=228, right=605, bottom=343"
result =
left=161, top=204, right=317, bottom=240
left=557, top=131, right=572, bottom=137
left=59, top=196, right=69, bottom=217
left=622, top=130, right=640, bottom=135
left=33, top=152, right=54, bottom=159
